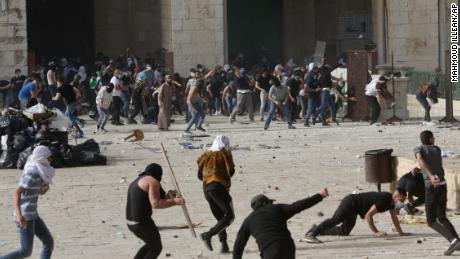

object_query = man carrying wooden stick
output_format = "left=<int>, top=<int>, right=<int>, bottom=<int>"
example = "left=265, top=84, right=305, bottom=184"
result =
left=126, top=163, right=184, bottom=259
left=197, top=135, right=235, bottom=253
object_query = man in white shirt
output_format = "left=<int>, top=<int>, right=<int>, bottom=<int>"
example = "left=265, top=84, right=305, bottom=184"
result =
left=365, top=76, right=387, bottom=125
left=110, top=69, right=124, bottom=125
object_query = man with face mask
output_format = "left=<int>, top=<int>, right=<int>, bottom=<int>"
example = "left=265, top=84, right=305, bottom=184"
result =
left=126, top=163, right=185, bottom=259
left=233, top=188, right=329, bottom=259
left=95, top=82, right=114, bottom=132
left=229, top=67, right=255, bottom=124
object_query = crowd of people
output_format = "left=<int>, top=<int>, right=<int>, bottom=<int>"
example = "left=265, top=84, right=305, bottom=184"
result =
left=0, top=53, right=359, bottom=138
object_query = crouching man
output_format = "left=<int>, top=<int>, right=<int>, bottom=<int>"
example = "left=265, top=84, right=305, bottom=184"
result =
left=303, top=189, right=409, bottom=243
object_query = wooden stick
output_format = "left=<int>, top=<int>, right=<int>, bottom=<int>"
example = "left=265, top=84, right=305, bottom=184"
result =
left=160, top=142, right=197, bottom=238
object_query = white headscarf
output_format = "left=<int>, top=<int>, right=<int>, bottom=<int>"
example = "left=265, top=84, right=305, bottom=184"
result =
left=23, top=146, right=55, bottom=184
left=209, top=135, right=230, bottom=152
left=308, top=62, right=315, bottom=72
left=78, top=66, right=87, bottom=83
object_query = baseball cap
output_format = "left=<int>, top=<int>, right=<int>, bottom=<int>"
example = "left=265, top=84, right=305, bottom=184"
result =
left=251, top=194, right=275, bottom=210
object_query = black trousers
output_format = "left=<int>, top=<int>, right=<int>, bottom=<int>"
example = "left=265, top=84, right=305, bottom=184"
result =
left=204, top=184, right=235, bottom=242
left=416, top=91, right=431, bottom=122
left=261, top=239, right=295, bottom=259
left=425, top=185, right=459, bottom=242
left=365, top=95, right=381, bottom=124
left=127, top=219, right=162, bottom=259
left=111, top=96, right=123, bottom=123
left=312, top=195, right=357, bottom=236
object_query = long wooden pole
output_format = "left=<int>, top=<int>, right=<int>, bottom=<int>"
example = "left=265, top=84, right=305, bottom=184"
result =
left=160, top=142, right=197, bottom=238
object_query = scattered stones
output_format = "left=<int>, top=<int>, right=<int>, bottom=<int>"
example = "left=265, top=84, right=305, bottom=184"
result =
left=356, top=155, right=362, bottom=159
left=165, top=253, right=171, bottom=257
left=173, top=235, right=178, bottom=238
left=120, top=177, right=127, bottom=183
left=317, top=211, right=324, bottom=217
left=272, top=156, right=276, bottom=159
left=132, top=163, right=136, bottom=166
left=417, top=239, right=422, bottom=244
left=101, top=220, right=106, bottom=224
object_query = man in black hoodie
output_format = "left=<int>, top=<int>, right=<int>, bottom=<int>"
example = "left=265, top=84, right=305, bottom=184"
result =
left=233, top=188, right=328, bottom=259
left=126, top=163, right=185, bottom=259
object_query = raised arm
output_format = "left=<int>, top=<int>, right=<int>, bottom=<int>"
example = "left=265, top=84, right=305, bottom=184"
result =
left=280, top=188, right=328, bottom=219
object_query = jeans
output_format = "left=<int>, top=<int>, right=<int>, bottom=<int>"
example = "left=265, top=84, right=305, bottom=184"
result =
left=97, top=107, right=109, bottom=129
left=127, top=219, right=162, bottom=259
left=204, top=184, right=235, bottom=242
left=213, top=96, right=221, bottom=113
left=260, top=91, right=269, bottom=117
left=314, top=90, right=336, bottom=123
left=366, top=95, right=381, bottom=124
left=425, top=185, right=459, bottom=242
left=19, top=98, right=29, bottom=110
left=312, top=195, right=357, bottom=236
left=66, top=102, right=83, bottom=134
left=225, top=96, right=236, bottom=115
left=1, top=217, right=54, bottom=259
left=416, top=91, right=431, bottom=122
left=265, top=102, right=292, bottom=128
left=230, top=92, right=254, bottom=121
left=299, top=95, right=307, bottom=118
left=304, top=95, right=320, bottom=124
left=185, top=100, right=205, bottom=131
left=120, top=91, right=130, bottom=117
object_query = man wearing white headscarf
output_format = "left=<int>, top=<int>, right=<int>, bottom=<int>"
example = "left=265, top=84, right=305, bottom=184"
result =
left=2, top=146, right=55, bottom=259
left=197, top=135, right=235, bottom=253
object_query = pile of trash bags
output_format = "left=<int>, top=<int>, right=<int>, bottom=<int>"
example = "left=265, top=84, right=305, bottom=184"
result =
left=0, top=104, right=107, bottom=169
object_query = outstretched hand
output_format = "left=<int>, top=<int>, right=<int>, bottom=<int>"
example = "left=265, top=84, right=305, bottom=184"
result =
left=319, top=188, right=329, bottom=198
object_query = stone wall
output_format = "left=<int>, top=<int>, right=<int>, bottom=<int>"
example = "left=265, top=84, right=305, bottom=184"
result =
left=386, top=0, right=440, bottom=72
left=168, top=0, right=225, bottom=75
left=0, top=0, right=27, bottom=80
left=94, top=0, right=162, bottom=59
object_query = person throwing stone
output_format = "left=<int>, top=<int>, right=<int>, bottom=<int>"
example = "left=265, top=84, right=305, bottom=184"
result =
left=233, top=188, right=328, bottom=259
left=126, top=163, right=185, bottom=259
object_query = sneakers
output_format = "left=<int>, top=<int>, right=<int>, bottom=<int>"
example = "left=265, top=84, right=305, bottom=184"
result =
left=422, top=121, right=436, bottom=126
left=100, top=128, right=108, bottom=133
left=197, top=127, right=207, bottom=132
left=301, top=232, right=322, bottom=244
left=444, top=238, right=460, bottom=255
left=304, top=122, right=310, bottom=127
left=220, top=241, right=230, bottom=253
left=288, top=125, right=296, bottom=129
left=200, top=232, right=213, bottom=251
left=322, top=122, right=330, bottom=126
left=264, top=123, right=269, bottom=130
left=260, top=117, right=264, bottom=122
left=333, top=120, right=340, bottom=126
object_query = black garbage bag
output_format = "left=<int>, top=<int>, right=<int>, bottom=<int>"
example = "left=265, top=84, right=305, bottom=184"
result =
left=79, top=151, right=107, bottom=166
left=74, top=139, right=100, bottom=154
left=2, top=132, right=33, bottom=168
left=17, top=146, right=33, bottom=169
left=60, top=144, right=80, bottom=167
left=49, top=142, right=65, bottom=168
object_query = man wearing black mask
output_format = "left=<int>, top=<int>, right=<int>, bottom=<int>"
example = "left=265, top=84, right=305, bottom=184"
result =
left=229, top=67, right=254, bottom=123
left=126, top=163, right=185, bottom=259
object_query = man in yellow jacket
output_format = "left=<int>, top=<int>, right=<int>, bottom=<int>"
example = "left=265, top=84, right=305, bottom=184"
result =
left=197, top=135, right=235, bottom=253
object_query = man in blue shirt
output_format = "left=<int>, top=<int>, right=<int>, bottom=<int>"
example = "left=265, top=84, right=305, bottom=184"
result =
left=18, top=75, right=43, bottom=109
